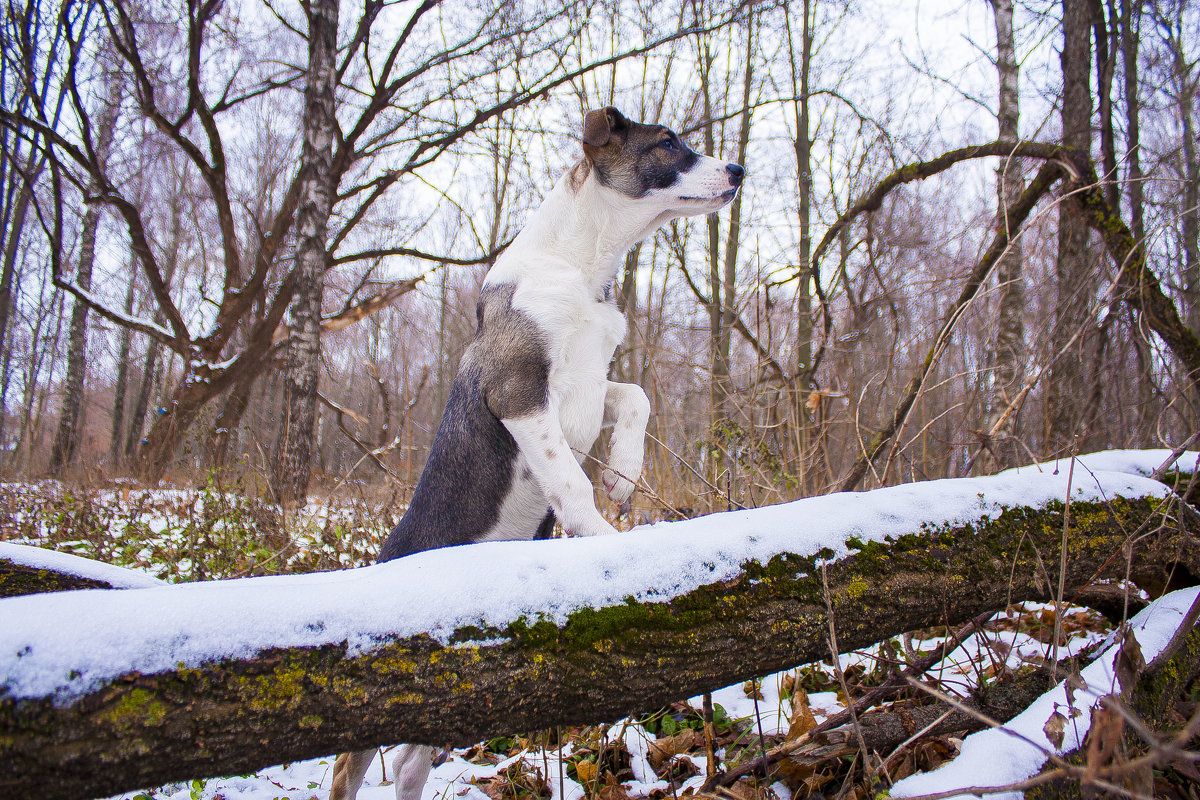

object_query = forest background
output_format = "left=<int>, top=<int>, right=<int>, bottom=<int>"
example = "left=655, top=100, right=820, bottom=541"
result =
left=0, top=0, right=1197, bottom=515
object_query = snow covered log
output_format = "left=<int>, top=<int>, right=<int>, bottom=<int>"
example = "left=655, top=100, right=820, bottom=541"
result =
left=0, top=542, right=165, bottom=597
left=1, top=451, right=1197, bottom=800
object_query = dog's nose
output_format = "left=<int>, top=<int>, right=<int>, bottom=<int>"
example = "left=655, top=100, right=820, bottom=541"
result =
left=726, top=163, right=745, bottom=186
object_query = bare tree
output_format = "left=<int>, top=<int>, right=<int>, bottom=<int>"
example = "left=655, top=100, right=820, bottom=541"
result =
left=48, top=84, right=119, bottom=475
left=984, top=0, right=1026, bottom=471
left=1155, top=3, right=1198, bottom=336
left=1046, top=0, right=1096, bottom=450
left=0, top=0, right=67, bottom=447
left=270, top=0, right=340, bottom=505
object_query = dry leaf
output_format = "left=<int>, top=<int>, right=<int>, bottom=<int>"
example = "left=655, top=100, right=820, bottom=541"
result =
left=786, top=687, right=818, bottom=740
left=647, top=729, right=699, bottom=769
left=598, top=779, right=632, bottom=800
left=1083, top=701, right=1125, bottom=782
left=1043, top=710, right=1067, bottom=750
left=1115, top=626, right=1145, bottom=698
left=575, top=759, right=598, bottom=783
left=723, top=779, right=759, bottom=800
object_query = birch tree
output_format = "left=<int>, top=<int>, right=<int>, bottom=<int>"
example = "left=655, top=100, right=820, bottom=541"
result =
left=271, top=0, right=340, bottom=506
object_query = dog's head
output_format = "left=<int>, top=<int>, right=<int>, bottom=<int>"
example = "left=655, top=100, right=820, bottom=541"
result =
left=576, top=107, right=743, bottom=215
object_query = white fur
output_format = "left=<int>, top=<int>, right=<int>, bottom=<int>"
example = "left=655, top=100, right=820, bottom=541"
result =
left=477, top=154, right=734, bottom=539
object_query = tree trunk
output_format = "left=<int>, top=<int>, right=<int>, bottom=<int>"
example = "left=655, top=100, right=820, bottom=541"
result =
left=700, top=38, right=727, bottom=432
left=47, top=98, right=119, bottom=474
left=1046, top=0, right=1095, bottom=452
left=108, top=266, right=137, bottom=466
left=0, top=178, right=37, bottom=448
left=718, top=14, right=754, bottom=433
left=985, top=0, right=1026, bottom=471
left=125, top=339, right=160, bottom=462
left=127, top=179, right=191, bottom=478
left=2, top=482, right=1196, bottom=800
left=787, top=0, right=815, bottom=489
left=208, top=361, right=261, bottom=469
left=1170, top=28, right=1199, bottom=338
left=615, top=244, right=640, bottom=384
left=271, top=0, right=340, bottom=506
left=1119, top=0, right=1157, bottom=439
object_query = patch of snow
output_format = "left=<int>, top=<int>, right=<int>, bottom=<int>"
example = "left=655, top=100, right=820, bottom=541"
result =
left=688, top=669, right=794, bottom=736
left=0, top=461, right=1172, bottom=701
left=1002, top=448, right=1198, bottom=480
left=622, top=725, right=659, bottom=786
left=0, top=543, right=164, bottom=590
left=890, top=585, right=1200, bottom=800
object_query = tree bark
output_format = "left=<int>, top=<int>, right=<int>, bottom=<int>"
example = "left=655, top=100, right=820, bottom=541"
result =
left=271, top=0, right=340, bottom=506
left=2, top=483, right=1197, bottom=800
left=1118, top=0, right=1157, bottom=437
left=0, top=179, right=37, bottom=448
left=786, top=0, right=815, bottom=488
left=1046, top=0, right=1095, bottom=451
left=717, top=17, right=754, bottom=431
left=985, top=0, right=1026, bottom=472
left=700, top=36, right=727, bottom=430
left=1165, top=22, right=1199, bottom=338
left=48, top=96, right=120, bottom=475
left=0, top=560, right=139, bottom=597
left=108, top=265, right=137, bottom=466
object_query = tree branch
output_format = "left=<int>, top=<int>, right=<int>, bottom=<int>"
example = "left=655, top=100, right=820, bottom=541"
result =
left=837, top=159, right=1066, bottom=492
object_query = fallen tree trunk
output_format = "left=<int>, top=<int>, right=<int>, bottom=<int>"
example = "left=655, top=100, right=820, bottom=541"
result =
left=1, top=466, right=1197, bottom=800
left=0, top=543, right=164, bottom=597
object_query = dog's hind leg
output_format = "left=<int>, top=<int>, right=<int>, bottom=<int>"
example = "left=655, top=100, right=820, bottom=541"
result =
left=330, top=749, right=375, bottom=800
left=600, top=381, right=650, bottom=504
left=391, top=744, right=437, bottom=800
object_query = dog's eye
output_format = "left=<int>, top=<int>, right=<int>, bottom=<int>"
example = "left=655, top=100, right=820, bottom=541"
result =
left=659, top=139, right=677, bottom=152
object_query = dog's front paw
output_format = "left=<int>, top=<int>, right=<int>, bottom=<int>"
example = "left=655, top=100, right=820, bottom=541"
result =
left=602, top=468, right=636, bottom=504
left=566, top=511, right=619, bottom=538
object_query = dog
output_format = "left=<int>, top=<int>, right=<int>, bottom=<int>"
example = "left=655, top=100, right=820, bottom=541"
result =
left=328, top=107, right=744, bottom=800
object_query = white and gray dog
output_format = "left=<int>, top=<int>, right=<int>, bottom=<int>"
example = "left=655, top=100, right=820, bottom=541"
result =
left=330, top=107, right=743, bottom=800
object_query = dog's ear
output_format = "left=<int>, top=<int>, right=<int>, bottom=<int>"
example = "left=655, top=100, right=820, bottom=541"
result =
left=582, top=106, right=629, bottom=147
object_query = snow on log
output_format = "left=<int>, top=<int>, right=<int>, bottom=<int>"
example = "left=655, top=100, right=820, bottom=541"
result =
left=0, top=542, right=165, bottom=596
left=1, top=451, right=1197, bottom=800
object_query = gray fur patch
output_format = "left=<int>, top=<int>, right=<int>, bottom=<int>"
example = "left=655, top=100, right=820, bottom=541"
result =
left=476, top=284, right=550, bottom=420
